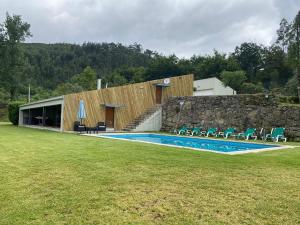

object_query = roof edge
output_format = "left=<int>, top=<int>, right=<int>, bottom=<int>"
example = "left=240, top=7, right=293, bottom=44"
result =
left=20, top=96, right=64, bottom=107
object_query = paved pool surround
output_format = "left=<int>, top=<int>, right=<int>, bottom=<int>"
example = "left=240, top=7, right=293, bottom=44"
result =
left=162, top=95, right=300, bottom=141
left=93, top=133, right=291, bottom=155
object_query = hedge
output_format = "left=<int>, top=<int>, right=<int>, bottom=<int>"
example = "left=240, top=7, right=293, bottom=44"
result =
left=8, top=101, right=25, bottom=125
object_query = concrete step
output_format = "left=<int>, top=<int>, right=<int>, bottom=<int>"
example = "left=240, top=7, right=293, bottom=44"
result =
left=122, top=104, right=161, bottom=131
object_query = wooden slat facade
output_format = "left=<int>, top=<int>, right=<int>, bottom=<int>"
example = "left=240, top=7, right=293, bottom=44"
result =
left=62, top=74, right=194, bottom=131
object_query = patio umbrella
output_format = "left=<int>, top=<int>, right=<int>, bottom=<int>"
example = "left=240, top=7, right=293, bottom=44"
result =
left=77, top=100, right=86, bottom=125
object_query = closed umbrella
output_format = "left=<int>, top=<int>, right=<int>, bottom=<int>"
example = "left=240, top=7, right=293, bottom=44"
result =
left=77, top=100, right=86, bottom=125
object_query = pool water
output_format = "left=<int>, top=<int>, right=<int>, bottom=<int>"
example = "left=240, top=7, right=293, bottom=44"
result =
left=98, top=133, right=280, bottom=154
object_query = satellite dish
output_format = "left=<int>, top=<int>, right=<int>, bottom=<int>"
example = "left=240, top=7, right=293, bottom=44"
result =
left=164, top=78, right=170, bottom=85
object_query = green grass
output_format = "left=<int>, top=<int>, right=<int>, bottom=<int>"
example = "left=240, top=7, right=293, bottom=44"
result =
left=0, top=124, right=299, bottom=225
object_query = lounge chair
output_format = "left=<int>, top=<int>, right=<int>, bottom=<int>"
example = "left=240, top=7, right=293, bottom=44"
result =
left=177, top=126, right=190, bottom=135
left=216, top=127, right=235, bottom=139
left=236, top=128, right=257, bottom=140
left=97, top=122, right=106, bottom=132
left=190, top=127, right=202, bottom=136
left=200, top=127, right=217, bottom=137
left=264, top=127, right=287, bottom=142
left=173, top=125, right=185, bottom=134
left=73, top=121, right=86, bottom=133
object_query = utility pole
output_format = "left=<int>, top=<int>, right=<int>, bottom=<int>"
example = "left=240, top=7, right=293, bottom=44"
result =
left=28, top=83, right=31, bottom=103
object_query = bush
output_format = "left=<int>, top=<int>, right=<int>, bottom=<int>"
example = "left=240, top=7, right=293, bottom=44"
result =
left=220, top=70, right=247, bottom=93
left=240, top=82, right=264, bottom=94
left=8, top=101, right=25, bottom=125
left=284, top=75, right=298, bottom=96
left=278, top=96, right=299, bottom=104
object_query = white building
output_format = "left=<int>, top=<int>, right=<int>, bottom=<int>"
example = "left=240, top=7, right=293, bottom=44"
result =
left=193, top=77, right=236, bottom=96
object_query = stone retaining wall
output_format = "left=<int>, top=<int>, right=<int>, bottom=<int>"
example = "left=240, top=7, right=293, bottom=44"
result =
left=162, top=95, right=300, bottom=141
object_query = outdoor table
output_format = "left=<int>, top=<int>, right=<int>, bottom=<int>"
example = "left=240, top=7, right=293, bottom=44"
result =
left=35, top=116, right=48, bottom=125
left=86, top=127, right=98, bottom=134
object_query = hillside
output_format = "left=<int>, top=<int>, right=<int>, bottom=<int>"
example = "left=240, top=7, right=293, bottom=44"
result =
left=22, top=42, right=154, bottom=90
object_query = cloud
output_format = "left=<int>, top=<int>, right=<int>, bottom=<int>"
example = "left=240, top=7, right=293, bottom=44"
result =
left=0, top=0, right=299, bottom=57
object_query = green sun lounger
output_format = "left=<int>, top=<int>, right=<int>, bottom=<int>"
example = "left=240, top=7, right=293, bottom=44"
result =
left=200, top=127, right=217, bottom=137
left=190, top=127, right=202, bottom=136
left=264, top=127, right=287, bottom=142
left=177, top=126, right=191, bottom=135
left=174, top=125, right=186, bottom=134
left=236, top=128, right=257, bottom=140
left=216, top=127, right=235, bottom=139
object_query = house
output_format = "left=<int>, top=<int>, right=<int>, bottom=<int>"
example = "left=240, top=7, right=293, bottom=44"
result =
left=193, top=77, right=236, bottom=96
left=19, top=74, right=194, bottom=132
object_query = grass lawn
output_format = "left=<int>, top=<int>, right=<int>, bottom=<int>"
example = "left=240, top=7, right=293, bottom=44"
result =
left=0, top=123, right=299, bottom=225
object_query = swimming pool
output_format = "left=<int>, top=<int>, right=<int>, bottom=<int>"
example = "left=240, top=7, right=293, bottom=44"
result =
left=97, top=133, right=288, bottom=154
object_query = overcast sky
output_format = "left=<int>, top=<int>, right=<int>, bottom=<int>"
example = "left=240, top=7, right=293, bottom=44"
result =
left=1, top=0, right=299, bottom=57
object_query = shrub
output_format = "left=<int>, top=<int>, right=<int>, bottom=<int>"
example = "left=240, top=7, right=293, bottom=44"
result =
left=220, top=70, right=247, bottom=93
left=278, top=96, right=299, bottom=104
left=8, top=101, right=25, bottom=125
left=284, top=75, right=298, bottom=96
left=240, top=82, right=264, bottom=94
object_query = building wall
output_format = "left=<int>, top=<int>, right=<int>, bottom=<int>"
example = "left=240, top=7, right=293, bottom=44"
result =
left=162, top=95, right=300, bottom=141
left=193, top=77, right=236, bottom=96
left=62, top=74, right=194, bottom=131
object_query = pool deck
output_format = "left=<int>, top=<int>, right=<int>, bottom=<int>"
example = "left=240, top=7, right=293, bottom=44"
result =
left=82, top=133, right=296, bottom=155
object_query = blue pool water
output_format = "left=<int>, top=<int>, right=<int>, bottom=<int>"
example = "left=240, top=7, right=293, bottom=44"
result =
left=99, top=133, right=279, bottom=153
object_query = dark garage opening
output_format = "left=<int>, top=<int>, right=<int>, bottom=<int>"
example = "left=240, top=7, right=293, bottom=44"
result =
left=22, top=104, right=62, bottom=128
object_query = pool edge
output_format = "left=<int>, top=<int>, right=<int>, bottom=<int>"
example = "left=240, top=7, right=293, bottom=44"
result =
left=82, top=133, right=295, bottom=155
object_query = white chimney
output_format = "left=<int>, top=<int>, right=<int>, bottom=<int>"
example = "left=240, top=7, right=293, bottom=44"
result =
left=97, top=79, right=102, bottom=90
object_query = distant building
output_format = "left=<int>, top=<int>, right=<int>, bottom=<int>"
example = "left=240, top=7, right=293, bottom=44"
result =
left=193, top=77, right=236, bottom=96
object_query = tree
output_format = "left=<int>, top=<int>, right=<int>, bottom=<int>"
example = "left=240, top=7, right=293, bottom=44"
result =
left=53, top=66, right=98, bottom=95
left=284, top=75, right=298, bottom=96
left=54, top=82, right=84, bottom=95
left=71, top=66, right=97, bottom=91
left=288, top=10, right=300, bottom=101
left=8, top=101, right=25, bottom=125
left=145, top=55, right=183, bottom=80
left=193, top=51, right=230, bottom=79
left=220, top=70, right=247, bottom=93
left=240, top=82, right=264, bottom=94
left=233, top=43, right=265, bottom=83
left=0, top=88, right=9, bottom=103
left=0, top=13, right=31, bottom=100
left=107, top=71, right=127, bottom=86
left=109, top=66, right=146, bottom=84
left=256, top=45, right=293, bottom=89
left=276, top=18, right=291, bottom=52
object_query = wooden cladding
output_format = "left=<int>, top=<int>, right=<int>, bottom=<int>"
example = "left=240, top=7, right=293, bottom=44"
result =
left=62, top=74, right=194, bottom=131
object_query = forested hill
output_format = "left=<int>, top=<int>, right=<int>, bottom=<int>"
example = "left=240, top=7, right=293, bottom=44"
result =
left=22, top=42, right=154, bottom=90
left=21, top=41, right=297, bottom=101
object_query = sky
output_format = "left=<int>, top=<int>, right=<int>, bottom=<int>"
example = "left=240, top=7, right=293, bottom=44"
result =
left=1, top=0, right=300, bottom=57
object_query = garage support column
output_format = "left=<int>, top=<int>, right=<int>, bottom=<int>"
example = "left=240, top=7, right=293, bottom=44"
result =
left=42, top=107, right=45, bottom=126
